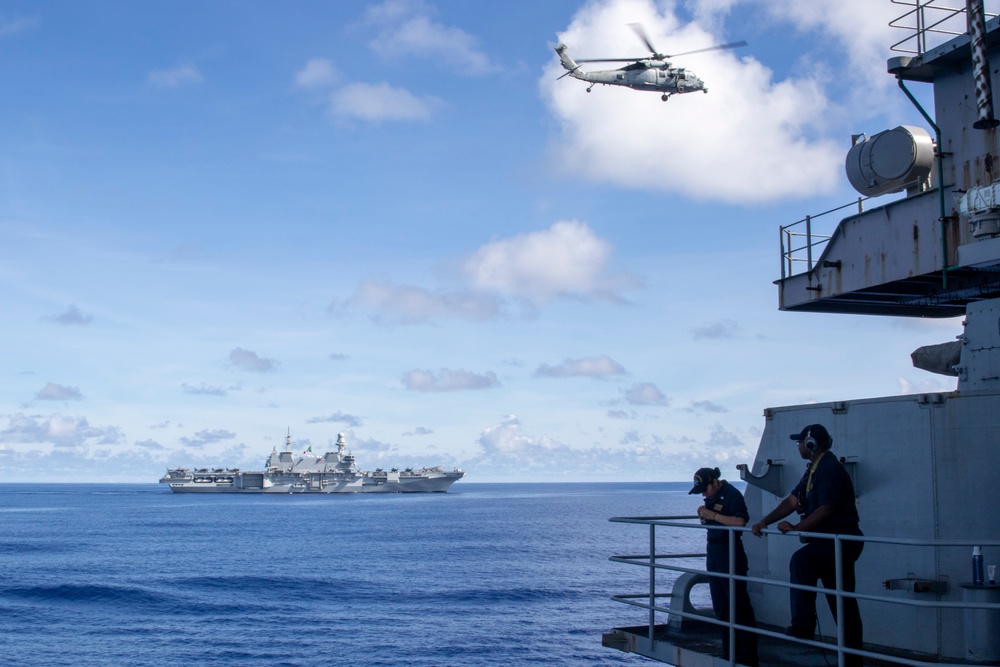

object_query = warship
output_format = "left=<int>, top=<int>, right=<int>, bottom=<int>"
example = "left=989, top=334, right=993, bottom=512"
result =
left=160, top=432, right=464, bottom=493
left=603, top=1, right=1000, bottom=666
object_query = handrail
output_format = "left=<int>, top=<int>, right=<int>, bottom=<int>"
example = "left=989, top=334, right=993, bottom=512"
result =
left=608, top=516, right=1000, bottom=667
left=779, top=198, right=866, bottom=280
left=889, top=1, right=999, bottom=56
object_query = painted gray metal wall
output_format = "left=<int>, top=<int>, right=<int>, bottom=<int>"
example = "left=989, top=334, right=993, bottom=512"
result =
left=741, top=387, right=999, bottom=660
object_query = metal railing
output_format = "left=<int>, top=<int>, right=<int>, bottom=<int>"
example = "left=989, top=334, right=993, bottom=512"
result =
left=609, top=515, right=1000, bottom=667
left=779, top=198, right=866, bottom=280
left=889, top=1, right=999, bottom=56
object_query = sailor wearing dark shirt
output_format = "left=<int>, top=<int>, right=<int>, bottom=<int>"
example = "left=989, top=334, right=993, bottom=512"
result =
left=690, top=467, right=758, bottom=667
left=750, top=424, right=863, bottom=667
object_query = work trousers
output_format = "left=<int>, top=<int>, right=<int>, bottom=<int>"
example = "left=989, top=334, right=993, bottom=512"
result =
left=789, top=536, right=864, bottom=667
left=706, top=540, right=758, bottom=667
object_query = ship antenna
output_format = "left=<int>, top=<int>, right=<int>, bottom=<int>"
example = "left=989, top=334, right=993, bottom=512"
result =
left=286, top=427, right=291, bottom=450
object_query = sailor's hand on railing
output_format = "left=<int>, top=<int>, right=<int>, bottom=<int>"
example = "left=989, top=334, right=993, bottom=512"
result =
left=777, top=520, right=797, bottom=534
left=750, top=521, right=765, bottom=537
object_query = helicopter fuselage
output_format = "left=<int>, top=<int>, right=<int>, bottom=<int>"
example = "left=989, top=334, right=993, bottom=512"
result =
left=555, top=42, right=710, bottom=100
left=571, top=61, right=704, bottom=94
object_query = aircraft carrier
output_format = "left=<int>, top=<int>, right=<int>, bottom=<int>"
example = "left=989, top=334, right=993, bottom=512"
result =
left=160, top=432, right=464, bottom=493
left=603, top=1, right=1000, bottom=665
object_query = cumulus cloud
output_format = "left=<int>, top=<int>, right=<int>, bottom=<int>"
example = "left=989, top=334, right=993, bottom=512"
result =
left=404, top=426, right=434, bottom=436
left=329, top=352, right=349, bottom=361
left=307, top=411, right=364, bottom=428
left=363, top=0, right=496, bottom=75
left=542, top=0, right=846, bottom=202
left=687, top=400, right=728, bottom=413
left=607, top=409, right=634, bottom=419
left=330, top=82, right=441, bottom=122
left=353, top=280, right=503, bottom=324
left=463, top=220, right=629, bottom=302
left=463, top=415, right=754, bottom=480
left=692, top=318, right=742, bottom=340
left=134, top=439, right=165, bottom=450
left=623, top=382, right=670, bottom=406
left=182, top=383, right=238, bottom=396
left=229, top=347, right=276, bottom=373
left=295, top=58, right=340, bottom=88
left=534, top=354, right=627, bottom=379
left=35, top=383, right=83, bottom=401
left=0, top=413, right=123, bottom=447
left=402, top=368, right=499, bottom=392
left=764, top=0, right=905, bottom=95
left=179, top=429, right=236, bottom=448
left=343, top=220, right=633, bottom=324
left=148, top=65, right=203, bottom=88
left=43, top=305, right=92, bottom=325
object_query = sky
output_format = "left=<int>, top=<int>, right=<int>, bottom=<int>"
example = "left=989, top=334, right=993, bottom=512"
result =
left=0, top=0, right=971, bottom=483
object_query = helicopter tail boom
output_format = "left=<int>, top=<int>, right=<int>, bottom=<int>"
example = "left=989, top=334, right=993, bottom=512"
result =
left=554, top=43, right=582, bottom=76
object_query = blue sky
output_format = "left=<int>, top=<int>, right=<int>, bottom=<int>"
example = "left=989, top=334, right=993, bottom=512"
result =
left=0, top=0, right=964, bottom=482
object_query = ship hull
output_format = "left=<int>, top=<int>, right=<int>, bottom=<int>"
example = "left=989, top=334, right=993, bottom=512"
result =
left=162, top=473, right=462, bottom=494
left=160, top=431, right=464, bottom=494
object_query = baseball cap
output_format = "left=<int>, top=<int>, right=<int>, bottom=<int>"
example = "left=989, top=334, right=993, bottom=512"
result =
left=688, top=467, right=719, bottom=495
left=789, top=423, right=831, bottom=447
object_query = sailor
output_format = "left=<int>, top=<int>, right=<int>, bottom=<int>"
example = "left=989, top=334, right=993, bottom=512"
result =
left=750, top=424, right=863, bottom=667
left=691, top=467, right=759, bottom=667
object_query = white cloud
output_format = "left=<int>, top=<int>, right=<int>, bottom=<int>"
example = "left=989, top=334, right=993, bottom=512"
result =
left=36, top=383, right=83, bottom=401
left=463, top=415, right=755, bottom=481
left=364, top=0, right=496, bottom=75
left=329, top=82, right=441, bottom=122
left=764, top=0, right=904, bottom=92
left=692, top=318, right=742, bottom=340
left=534, top=354, right=627, bottom=378
left=148, top=65, right=203, bottom=88
left=182, top=383, right=236, bottom=396
left=463, top=220, right=625, bottom=302
left=623, top=382, right=670, bottom=406
left=401, top=368, right=499, bottom=392
left=542, top=0, right=845, bottom=203
left=306, top=411, right=364, bottom=427
left=43, top=305, right=92, bottom=325
left=346, top=220, right=632, bottom=324
left=229, top=347, right=277, bottom=373
left=0, top=413, right=123, bottom=447
left=179, top=428, right=236, bottom=448
left=295, top=58, right=340, bottom=88
left=353, top=279, right=503, bottom=324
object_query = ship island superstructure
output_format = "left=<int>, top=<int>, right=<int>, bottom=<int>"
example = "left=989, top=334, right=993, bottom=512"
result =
left=160, top=432, right=464, bottom=493
left=603, top=2, right=1000, bottom=666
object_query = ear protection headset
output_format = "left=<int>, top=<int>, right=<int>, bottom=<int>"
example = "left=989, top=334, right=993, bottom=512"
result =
left=802, top=427, right=832, bottom=452
left=803, top=429, right=818, bottom=452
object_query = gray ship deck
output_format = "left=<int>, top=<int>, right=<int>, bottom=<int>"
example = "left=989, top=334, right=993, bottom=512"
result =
left=603, top=621, right=939, bottom=667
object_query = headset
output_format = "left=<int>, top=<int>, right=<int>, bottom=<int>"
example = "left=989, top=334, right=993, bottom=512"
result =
left=802, top=427, right=832, bottom=452
left=803, top=429, right=818, bottom=452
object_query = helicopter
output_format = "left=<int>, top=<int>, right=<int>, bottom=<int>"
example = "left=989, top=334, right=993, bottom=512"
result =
left=554, top=23, right=746, bottom=101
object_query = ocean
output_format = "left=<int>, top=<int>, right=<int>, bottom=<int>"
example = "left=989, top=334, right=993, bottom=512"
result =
left=0, top=482, right=708, bottom=667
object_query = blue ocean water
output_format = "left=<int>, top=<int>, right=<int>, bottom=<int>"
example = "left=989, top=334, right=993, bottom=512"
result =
left=0, top=482, right=706, bottom=667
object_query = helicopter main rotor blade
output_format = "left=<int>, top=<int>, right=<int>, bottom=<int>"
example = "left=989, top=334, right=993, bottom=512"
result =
left=628, top=23, right=661, bottom=58
left=666, top=40, right=748, bottom=58
left=576, top=57, right=650, bottom=63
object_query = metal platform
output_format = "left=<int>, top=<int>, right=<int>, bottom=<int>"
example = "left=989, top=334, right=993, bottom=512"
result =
left=603, top=622, right=931, bottom=667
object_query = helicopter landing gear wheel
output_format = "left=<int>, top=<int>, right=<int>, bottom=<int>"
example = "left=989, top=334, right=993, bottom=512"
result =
left=586, top=85, right=593, bottom=93
left=661, top=94, right=669, bottom=101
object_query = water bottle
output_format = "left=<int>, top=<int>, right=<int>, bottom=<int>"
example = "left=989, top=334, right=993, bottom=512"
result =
left=973, top=546, right=985, bottom=586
